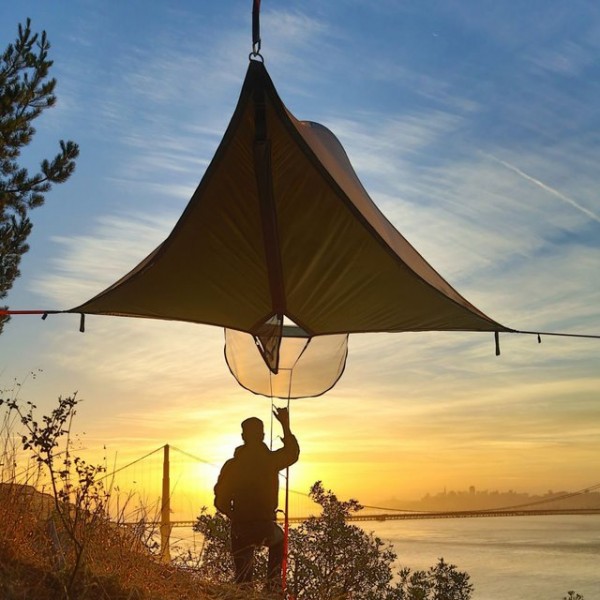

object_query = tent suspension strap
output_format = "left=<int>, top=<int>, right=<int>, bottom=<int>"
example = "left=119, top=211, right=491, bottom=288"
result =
left=268, top=370, right=293, bottom=598
left=251, top=0, right=263, bottom=60
left=269, top=375, right=275, bottom=451
left=281, top=374, right=293, bottom=599
left=253, top=91, right=285, bottom=314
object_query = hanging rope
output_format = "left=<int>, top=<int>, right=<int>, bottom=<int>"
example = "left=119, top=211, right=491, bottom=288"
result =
left=282, top=392, right=291, bottom=599
left=268, top=366, right=294, bottom=598
left=250, top=0, right=263, bottom=61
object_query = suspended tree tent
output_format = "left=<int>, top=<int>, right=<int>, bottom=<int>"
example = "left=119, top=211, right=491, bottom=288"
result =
left=67, top=59, right=513, bottom=371
left=3, top=17, right=598, bottom=393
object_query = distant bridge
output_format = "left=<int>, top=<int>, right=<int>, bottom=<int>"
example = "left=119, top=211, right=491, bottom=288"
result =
left=135, top=507, right=600, bottom=529
left=104, top=444, right=600, bottom=556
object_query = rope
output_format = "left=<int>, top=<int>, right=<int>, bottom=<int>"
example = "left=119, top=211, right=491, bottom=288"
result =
left=0, top=309, right=62, bottom=316
left=269, top=371, right=275, bottom=451
left=2, top=309, right=599, bottom=342
left=268, top=365, right=294, bottom=598
left=513, top=329, right=600, bottom=340
left=282, top=402, right=291, bottom=597
left=2, top=309, right=600, bottom=343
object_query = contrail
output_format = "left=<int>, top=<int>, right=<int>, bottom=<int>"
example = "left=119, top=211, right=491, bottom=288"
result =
left=484, top=153, right=600, bottom=224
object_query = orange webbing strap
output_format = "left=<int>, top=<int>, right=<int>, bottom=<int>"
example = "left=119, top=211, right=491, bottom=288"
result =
left=252, top=0, right=261, bottom=54
left=271, top=381, right=293, bottom=598
left=282, top=464, right=290, bottom=597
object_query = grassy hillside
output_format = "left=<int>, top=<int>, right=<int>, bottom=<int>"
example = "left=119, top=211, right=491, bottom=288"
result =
left=0, top=483, right=270, bottom=600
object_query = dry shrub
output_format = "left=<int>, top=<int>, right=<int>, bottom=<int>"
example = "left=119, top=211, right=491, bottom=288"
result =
left=0, top=481, right=272, bottom=600
left=0, top=392, right=274, bottom=599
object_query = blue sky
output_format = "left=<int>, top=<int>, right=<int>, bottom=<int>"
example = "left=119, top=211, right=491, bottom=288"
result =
left=1, top=1, right=599, bottom=505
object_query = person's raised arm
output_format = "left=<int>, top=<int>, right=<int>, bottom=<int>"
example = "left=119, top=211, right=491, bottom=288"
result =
left=273, top=407, right=299, bottom=466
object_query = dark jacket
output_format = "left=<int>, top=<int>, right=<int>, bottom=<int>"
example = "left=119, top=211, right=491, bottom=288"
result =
left=214, top=434, right=300, bottom=522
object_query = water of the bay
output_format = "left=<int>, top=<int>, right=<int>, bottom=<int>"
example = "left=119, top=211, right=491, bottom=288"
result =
left=361, top=515, right=600, bottom=599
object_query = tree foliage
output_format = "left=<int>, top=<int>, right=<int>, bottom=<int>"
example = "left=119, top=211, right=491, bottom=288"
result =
left=0, top=19, right=79, bottom=332
left=194, top=480, right=475, bottom=599
left=395, top=559, right=474, bottom=600
left=288, top=481, right=396, bottom=599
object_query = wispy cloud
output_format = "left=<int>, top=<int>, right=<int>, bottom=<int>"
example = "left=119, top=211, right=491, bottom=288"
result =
left=33, top=212, right=177, bottom=306
left=526, top=40, right=596, bottom=77
left=326, top=110, right=465, bottom=180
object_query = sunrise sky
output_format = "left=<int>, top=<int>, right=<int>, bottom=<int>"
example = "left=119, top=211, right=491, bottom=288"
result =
left=1, top=1, right=599, bottom=514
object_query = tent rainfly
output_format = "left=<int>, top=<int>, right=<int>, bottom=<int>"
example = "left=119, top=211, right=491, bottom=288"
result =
left=2, top=16, right=598, bottom=381
left=67, top=59, right=513, bottom=372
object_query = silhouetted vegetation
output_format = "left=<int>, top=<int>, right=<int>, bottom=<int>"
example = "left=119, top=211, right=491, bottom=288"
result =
left=0, top=390, right=263, bottom=599
left=0, top=390, right=588, bottom=599
left=0, top=19, right=79, bottom=333
left=195, top=481, right=475, bottom=599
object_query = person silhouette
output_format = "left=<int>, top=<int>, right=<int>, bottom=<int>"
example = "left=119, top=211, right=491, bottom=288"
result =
left=214, top=407, right=300, bottom=591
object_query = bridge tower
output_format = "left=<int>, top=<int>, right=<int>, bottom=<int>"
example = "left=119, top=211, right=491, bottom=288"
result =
left=160, top=444, right=172, bottom=562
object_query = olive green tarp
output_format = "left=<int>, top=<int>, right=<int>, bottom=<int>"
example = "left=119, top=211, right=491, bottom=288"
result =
left=70, top=60, right=511, bottom=368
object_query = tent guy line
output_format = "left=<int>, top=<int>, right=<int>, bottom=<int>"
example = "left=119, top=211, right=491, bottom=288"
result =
left=2, top=309, right=599, bottom=345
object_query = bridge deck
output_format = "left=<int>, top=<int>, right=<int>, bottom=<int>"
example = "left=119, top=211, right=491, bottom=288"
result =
left=129, top=508, right=600, bottom=529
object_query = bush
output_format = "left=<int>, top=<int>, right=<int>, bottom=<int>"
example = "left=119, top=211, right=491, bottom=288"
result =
left=195, top=481, right=474, bottom=600
left=287, top=481, right=396, bottom=599
left=395, top=559, right=473, bottom=600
